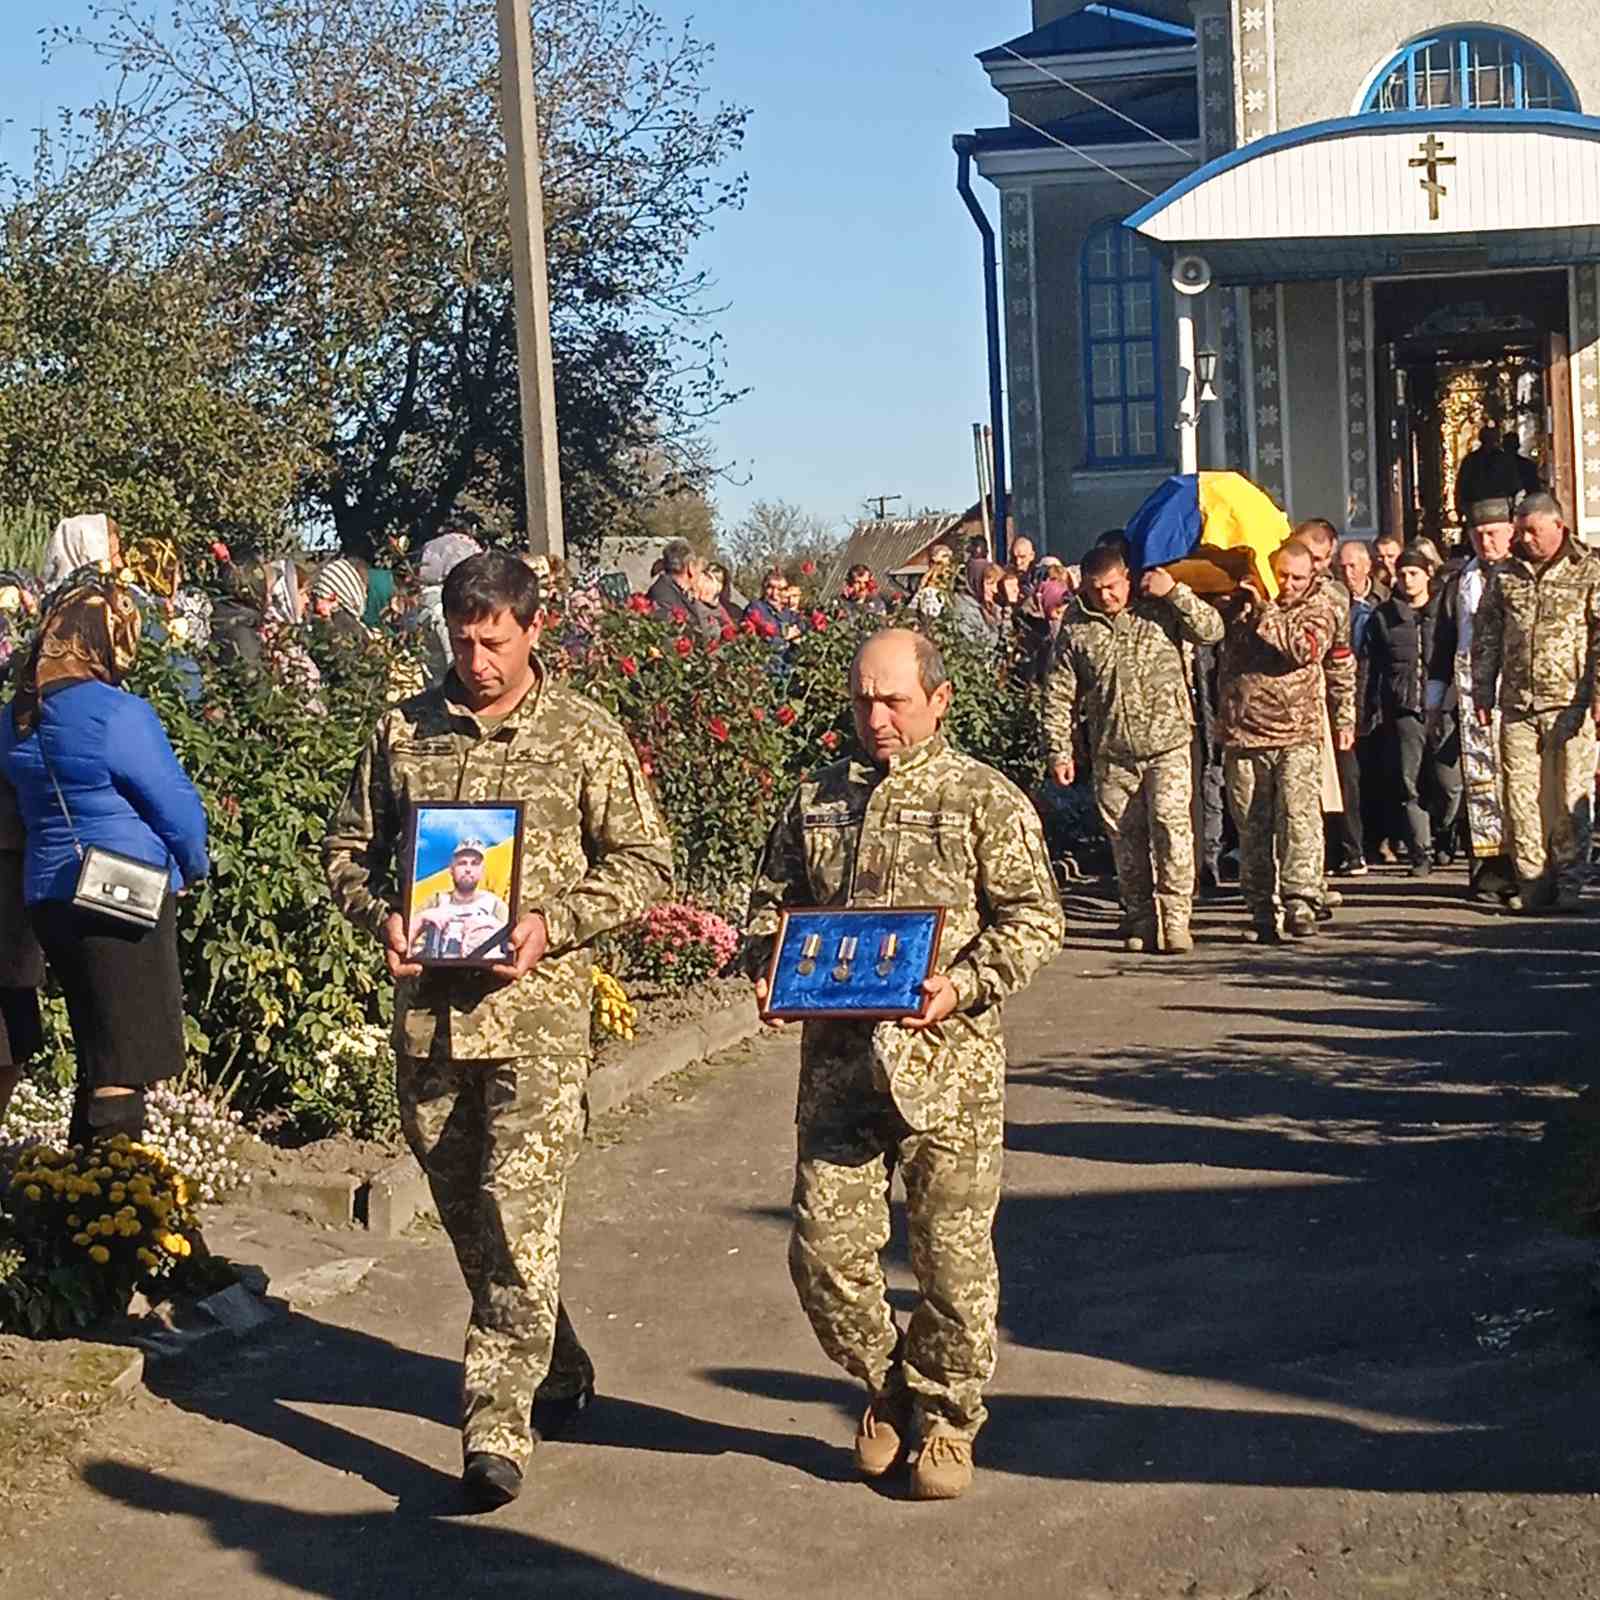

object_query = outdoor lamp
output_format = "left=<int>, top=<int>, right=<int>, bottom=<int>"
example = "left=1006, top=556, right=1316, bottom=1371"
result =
left=1197, top=349, right=1219, bottom=405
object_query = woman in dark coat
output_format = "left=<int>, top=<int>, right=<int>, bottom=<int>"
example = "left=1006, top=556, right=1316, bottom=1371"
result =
left=0, top=574, right=209, bottom=1146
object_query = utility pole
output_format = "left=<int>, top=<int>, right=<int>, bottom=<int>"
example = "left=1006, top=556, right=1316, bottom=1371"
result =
left=867, top=494, right=903, bottom=521
left=495, top=0, right=564, bottom=558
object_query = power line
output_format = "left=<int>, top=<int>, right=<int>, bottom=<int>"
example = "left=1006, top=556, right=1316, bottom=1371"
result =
left=997, top=42, right=1198, bottom=161
left=866, top=495, right=903, bottom=520
left=1005, top=108, right=1160, bottom=198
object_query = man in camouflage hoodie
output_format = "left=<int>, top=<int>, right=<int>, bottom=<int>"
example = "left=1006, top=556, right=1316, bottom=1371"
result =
left=746, top=629, right=1062, bottom=1501
left=1043, top=545, right=1223, bottom=953
left=1470, top=492, right=1600, bottom=911
left=1217, top=541, right=1348, bottom=941
left=323, top=552, right=672, bottom=1508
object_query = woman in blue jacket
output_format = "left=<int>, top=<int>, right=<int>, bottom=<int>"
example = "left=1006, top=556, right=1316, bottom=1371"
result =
left=0, top=573, right=209, bottom=1148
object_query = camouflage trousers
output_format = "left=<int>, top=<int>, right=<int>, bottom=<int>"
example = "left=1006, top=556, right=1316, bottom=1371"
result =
left=1500, top=713, right=1597, bottom=897
left=1094, top=745, right=1196, bottom=943
left=791, top=1082, right=1004, bottom=1443
left=1224, top=744, right=1325, bottom=926
left=398, top=1050, right=592, bottom=1469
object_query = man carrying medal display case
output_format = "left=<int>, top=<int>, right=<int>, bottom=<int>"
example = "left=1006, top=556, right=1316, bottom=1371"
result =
left=323, top=550, right=672, bottom=1510
left=745, top=627, right=1064, bottom=1502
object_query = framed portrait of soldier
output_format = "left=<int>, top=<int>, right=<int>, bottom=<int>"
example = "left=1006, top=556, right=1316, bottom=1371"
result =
left=401, top=802, right=525, bottom=967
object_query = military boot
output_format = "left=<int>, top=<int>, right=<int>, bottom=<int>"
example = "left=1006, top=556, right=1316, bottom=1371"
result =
left=854, top=1394, right=909, bottom=1478
left=1284, top=903, right=1319, bottom=939
left=1120, top=914, right=1157, bottom=953
left=909, top=1428, right=975, bottom=1501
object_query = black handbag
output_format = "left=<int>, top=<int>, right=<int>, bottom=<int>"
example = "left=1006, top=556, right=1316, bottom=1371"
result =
left=45, top=759, right=169, bottom=930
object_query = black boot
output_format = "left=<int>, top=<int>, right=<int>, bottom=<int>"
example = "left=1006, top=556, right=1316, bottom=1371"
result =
left=462, top=1452, right=523, bottom=1509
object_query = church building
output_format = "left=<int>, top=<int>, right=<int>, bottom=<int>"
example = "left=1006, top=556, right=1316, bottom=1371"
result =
left=962, top=2, right=1600, bottom=553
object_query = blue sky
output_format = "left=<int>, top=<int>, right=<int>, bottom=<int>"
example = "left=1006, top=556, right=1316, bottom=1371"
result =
left=0, top=1, right=1013, bottom=535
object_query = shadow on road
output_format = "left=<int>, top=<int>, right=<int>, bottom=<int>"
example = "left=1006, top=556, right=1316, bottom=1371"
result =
left=79, top=1460, right=731, bottom=1598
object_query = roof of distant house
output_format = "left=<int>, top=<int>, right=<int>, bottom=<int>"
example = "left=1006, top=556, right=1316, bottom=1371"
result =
left=978, top=3, right=1195, bottom=64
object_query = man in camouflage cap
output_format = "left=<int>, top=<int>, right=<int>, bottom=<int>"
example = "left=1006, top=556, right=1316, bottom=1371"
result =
left=1043, top=545, right=1222, bottom=953
left=324, top=551, right=671, bottom=1508
left=1217, top=541, right=1347, bottom=942
left=746, top=628, right=1063, bottom=1501
left=1470, top=492, right=1600, bottom=912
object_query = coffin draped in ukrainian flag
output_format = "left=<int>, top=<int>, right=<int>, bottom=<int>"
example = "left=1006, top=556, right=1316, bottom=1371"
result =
left=1124, top=471, right=1289, bottom=599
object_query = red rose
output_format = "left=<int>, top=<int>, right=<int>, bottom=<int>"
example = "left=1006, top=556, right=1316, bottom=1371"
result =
left=720, top=623, right=737, bottom=642
left=674, top=635, right=693, bottom=657
left=820, top=730, right=839, bottom=751
left=776, top=704, right=796, bottom=727
left=811, top=611, right=828, bottom=631
left=801, top=560, right=816, bottom=576
left=708, top=716, right=730, bottom=743
left=209, top=540, right=231, bottom=563
left=670, top=606, right=689, bottom=625
left=626, top=593, right=652, bottom=614
left=750, top=706, right=765, bottom=723
left=759, top=619, right=778, bottom=640
left=619, top=655, right=638, bottom=677
left=704, top=636, right=721, bottom=655
left=741, top=619, right=758, bottom=636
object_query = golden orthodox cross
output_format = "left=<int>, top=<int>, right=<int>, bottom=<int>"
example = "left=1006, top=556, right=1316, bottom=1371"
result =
left=1409, top=133, right=1456, bottom=222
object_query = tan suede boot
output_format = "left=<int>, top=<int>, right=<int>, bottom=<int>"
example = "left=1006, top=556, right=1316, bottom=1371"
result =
left=854, top=1397, right=907, bottom=1478
left=909, top=1429, right=974, bottom=1500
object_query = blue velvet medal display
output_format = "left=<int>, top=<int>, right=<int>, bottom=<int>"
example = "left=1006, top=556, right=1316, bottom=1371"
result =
left=764, top=907, right=945, bottom=1020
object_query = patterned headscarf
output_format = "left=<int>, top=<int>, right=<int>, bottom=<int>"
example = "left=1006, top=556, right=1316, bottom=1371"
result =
left=12, top=573, right=142, bottom=737
left=308, top=556, right=369, bottom=619
left=418, top=532, right=481, bottom=587
left=126, top=538, right=182, bottom=599
left=41, top=514, right=117, bottom=596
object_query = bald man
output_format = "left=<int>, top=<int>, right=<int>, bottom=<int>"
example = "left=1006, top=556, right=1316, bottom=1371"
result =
left=746, top=629, right=1063, bottom=1501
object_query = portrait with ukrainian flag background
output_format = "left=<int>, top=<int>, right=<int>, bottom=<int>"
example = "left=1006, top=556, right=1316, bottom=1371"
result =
left=403, top=803, right=522, bottom=963
left=1125, top=471, right=1290, bottom=598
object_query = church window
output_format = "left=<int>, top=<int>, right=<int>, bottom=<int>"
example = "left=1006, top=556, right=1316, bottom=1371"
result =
left=1363, top=29, right=1576, bottom=114
left=1082, top=221, right=1162, bottom=465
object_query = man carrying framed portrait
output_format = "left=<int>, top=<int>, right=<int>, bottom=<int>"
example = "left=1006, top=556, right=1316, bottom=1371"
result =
left=323, top=550, right=672, bottom=1510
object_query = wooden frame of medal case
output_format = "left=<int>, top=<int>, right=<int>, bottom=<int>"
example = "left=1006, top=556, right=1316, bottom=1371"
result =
left=401, top=800, right=527, bottom=969
left=761, top=905, right=947, bottom=1022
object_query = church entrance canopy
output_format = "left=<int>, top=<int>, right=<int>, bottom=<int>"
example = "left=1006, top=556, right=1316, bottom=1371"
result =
left=1124, top=110, right=1600, bottom=283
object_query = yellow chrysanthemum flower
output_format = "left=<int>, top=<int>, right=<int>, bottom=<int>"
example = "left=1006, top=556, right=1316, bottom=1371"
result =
left=22, top=1184, right=41, bottom=1202
left=88, top=1246, right=110, bottom=1265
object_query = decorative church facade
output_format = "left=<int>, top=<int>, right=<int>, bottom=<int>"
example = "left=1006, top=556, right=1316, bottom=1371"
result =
left=964, top=2, right=1600, bottom=555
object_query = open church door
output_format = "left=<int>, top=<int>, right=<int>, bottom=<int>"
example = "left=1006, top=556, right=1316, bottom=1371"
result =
left=1376, top=343, right=1414, bottom=539
left=1544, top=330, right=1574, bottom=513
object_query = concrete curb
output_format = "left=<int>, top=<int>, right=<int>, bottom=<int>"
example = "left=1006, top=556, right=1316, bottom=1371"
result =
left=356, top=994, right=766, bottom=1237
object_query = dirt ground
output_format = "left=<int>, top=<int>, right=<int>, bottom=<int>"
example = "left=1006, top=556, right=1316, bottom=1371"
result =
left=4, top=867, right=1600, bottom=1599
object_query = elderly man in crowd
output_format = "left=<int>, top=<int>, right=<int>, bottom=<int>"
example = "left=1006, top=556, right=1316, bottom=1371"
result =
left=1470, top=492, right=1600, bottom=913
left=1217, top=541, right=1346, bottom=942
left=747, top=628, right=1062, bottom=1501
left=1428, top=499, right=1517, bottom=901
left=837, top=563, right=887, bottom=619
left=1044, top=546, right=1223, bottom=953
left=647, top=539, right=717, bottom=636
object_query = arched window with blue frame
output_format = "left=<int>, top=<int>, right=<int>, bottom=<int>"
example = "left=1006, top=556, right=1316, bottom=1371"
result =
left=1362, top=28, right=1577, bottom=114
left=1082, top=220, right=1161, bottom=466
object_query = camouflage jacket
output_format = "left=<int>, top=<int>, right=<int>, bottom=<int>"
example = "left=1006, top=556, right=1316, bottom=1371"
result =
left=1470, top=537, right=1600, bottom=721
left=1043, top=583, right=1223, bottom=768
left=323, top=665, right=672, bottom=1061
left=1311, top=571, right=1358, bottom=733
left=745, top=730, right=1063, bottom=1130
left=1217, top=588, right=1342, bottom=750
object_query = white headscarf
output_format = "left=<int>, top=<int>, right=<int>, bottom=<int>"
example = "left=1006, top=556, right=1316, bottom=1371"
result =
left=42, top=514, right=114, bottom=595
left=263, top=559, right=303, bottom=627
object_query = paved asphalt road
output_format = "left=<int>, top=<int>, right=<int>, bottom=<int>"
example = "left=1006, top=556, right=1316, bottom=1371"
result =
left=7, top=870, right=1600, bottom=1598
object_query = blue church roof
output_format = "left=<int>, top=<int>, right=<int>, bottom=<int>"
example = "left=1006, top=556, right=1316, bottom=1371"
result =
left=971, top=81, right=1199, bottom=151
left=978, top=4, right=1195, bottom=64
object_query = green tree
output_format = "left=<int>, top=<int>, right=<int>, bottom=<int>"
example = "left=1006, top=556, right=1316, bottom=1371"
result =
left=38, top=0, right=749, bottom=558
left=722, top=498, right=842, bottom=595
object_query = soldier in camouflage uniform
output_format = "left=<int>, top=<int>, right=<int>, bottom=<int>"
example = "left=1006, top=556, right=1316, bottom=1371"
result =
left=323, top=552, right=671, bottom=1509
left=1043, top=546, right=1222, bottom=953
left=746, top=629, right=1062, bottom=1501
left=1470, top=492, right=1600, bottom=912
left=1217, top=542, right=1347, bottom=941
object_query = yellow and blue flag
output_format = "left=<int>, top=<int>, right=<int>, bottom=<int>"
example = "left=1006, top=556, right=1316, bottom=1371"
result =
left=1124, top=471, right=1290, bottom=599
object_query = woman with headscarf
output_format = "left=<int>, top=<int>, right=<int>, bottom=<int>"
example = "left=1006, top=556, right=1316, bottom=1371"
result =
left=0, top=574, right=208, bottom=1147
left=910, top=544, right=958, bottom=619
left=951, top=558, right=1005, bottom=650
left=308, top=554, right=372, bottom=642
left=41, top=513, right=122, bottom=597
left=415, top=531, right=482, bottom=686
